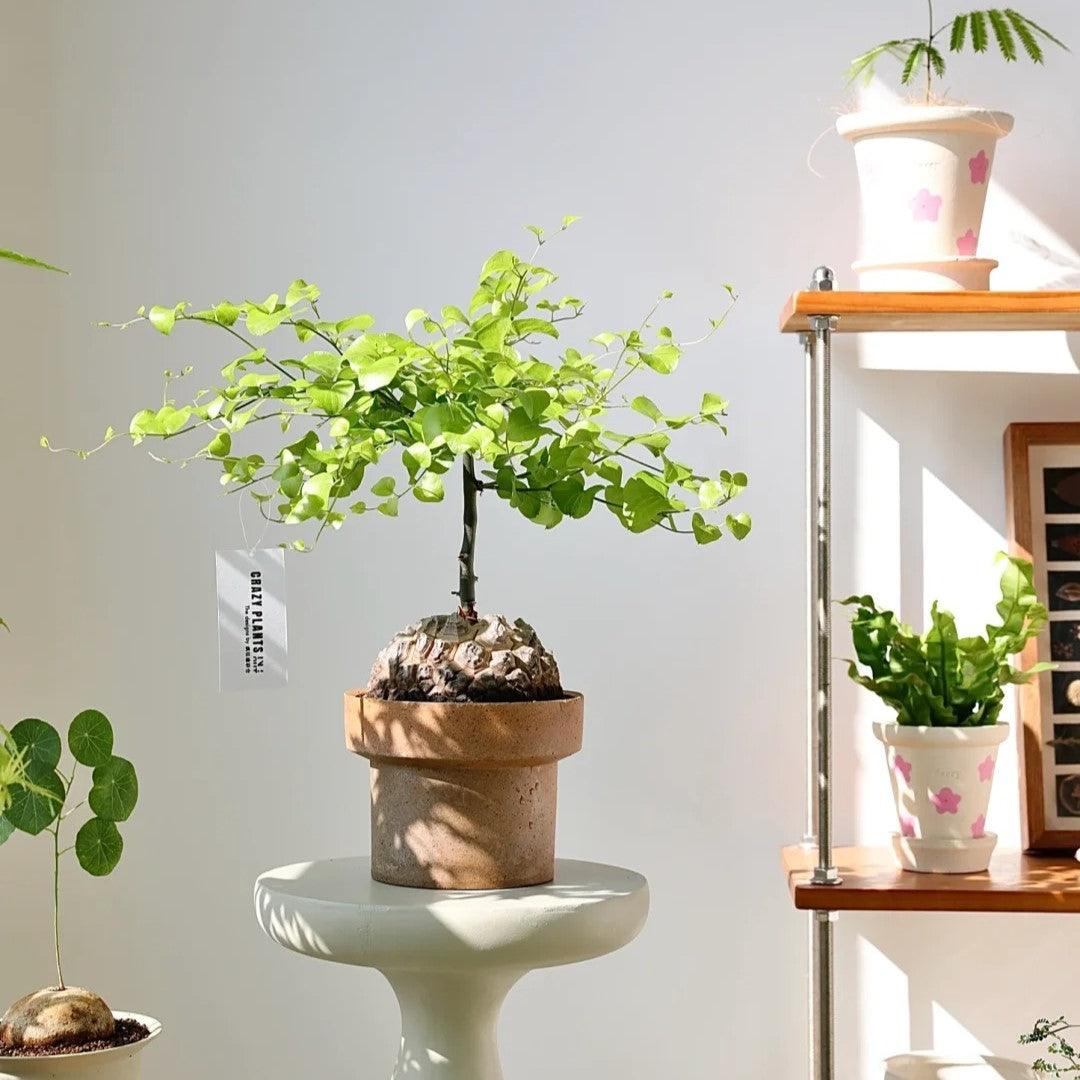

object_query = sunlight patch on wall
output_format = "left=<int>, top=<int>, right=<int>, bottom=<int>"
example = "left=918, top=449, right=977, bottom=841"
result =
left=922, top=467, right=1022, bottom=847
left=857, top=935, right=911, bottom=1077
left=854, top=411, right=903, bottom=843
left=932, top=1000, right=991, bottom=1055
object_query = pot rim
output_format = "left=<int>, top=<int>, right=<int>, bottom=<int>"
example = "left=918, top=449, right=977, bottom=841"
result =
left=0, top=1013, right=160, bottom=1064
left=872, top=720, right=1009, bottom=747
left=345, top=688, right=585, bottom=766
left=836, top=105, right=1014, bottom=140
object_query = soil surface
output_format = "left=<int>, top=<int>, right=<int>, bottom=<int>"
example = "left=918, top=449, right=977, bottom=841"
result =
left=0, top=1017, right=150, bottom=1057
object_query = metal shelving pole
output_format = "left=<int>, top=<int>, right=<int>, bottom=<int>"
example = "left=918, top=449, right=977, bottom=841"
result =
left=803, top=266, right=842, bottom=1080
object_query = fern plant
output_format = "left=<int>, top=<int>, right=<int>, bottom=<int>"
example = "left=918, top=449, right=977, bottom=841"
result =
left=841, top=554, right=1049, bottom=727
left=847, top=3, right=1067, bottom=103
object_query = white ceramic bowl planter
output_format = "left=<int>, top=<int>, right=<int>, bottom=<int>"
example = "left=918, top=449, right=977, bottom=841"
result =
left=837, top=106, right=1013, bottom=291
left=0, top=1015, right=160, bottom=1080
left=874, top=722, right=1008, bottom=873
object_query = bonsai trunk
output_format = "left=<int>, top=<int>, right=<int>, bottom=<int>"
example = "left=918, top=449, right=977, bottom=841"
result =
left=457, top=455, right=480, bottom=621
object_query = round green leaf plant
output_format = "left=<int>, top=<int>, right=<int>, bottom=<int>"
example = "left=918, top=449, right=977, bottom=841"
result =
left=846, top=3, right=1066, bottom=103
left=841, top=553, right=1049, bottom=727
left=0, top=710, right=138, bottom=990
left=50, top=219, right=749, bottom=631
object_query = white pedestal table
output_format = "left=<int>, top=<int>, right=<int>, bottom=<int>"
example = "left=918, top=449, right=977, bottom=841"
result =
left=254, top=856, right=649, bottom=1079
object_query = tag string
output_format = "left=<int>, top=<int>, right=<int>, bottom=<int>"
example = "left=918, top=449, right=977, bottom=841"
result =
left=238, top=486, right=269, bottom=555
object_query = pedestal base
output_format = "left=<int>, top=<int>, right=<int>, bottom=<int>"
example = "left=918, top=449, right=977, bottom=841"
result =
left=255, top=857, right=649, bottom=1079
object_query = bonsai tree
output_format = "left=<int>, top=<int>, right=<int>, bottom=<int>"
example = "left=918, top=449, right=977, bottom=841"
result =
left=0, top=711, right=144, bottom=1055
left=51, top=219, right=750, bottom=702
left=841, top=553, right=1048, bottom=726
left=846, top=3, right=1066, bottom=102
left=1022, top=1018, right=1080, bottom=1075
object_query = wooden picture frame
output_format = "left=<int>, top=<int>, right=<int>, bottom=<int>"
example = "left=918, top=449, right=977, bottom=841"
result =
left=1005, top=422, right=1080, bottom=851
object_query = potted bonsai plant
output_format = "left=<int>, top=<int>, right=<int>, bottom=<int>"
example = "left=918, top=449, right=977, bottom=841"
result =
left=842, top=553, right=1047, bottom=874
left=51, top=218, right=750, bottom=889
left=840, top=4, right=1066, bottom=291
left=0, top=710, right=160, bottom=1076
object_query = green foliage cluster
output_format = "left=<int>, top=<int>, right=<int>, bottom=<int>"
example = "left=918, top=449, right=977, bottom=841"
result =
left=847, top=4, right=1066, bottom=99
left=0, top=711, right=137, bottom=987
left=841, top=554, right=1048, bottom=727
left=53, top=220, right=749, bottom=558
left=1021, top=1018, right=1080, bottom=1075
left=1, top=711, right=137, bottom=872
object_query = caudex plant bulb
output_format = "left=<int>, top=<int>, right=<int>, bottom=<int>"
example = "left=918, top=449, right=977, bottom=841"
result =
left=842, top=553, right=1049, bottom=727
left=0, top=711, right=144, bottom=1055
left=52, top=219, right=750, bottom=704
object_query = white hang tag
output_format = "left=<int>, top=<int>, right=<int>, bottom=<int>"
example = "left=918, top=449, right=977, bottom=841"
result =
left=215, top=548, right=288, bottom=692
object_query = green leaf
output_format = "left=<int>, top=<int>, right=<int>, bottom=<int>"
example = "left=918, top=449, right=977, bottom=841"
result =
left=900, top=41, right=927, bottom=83
left=88, top=756, right=138, bottom=822
left=988, top=9, right=1018, bottom=60
left=404, top=308, right=427, bottom=332
left=356, top=356, right=400, bottom=392
left=303, top=351, right=342, bottom=379
left=726, top=512, right=752, bottom=540
left=506, top=407, right=544, bottom=443
left=640, top=344, right=680, bottom=374
left=480, top=250, right=516, bottom=278
left=950, top=13, right=969, bottom=51
left=68, top=709, right=114, bottom=767
left=148, top=305, right=177, bottom=335
left=377, top=495, right=399, bottom=517
left=0, top=248, right=67, bottom=273
left=0, top=815, right=13, bottom=845
left=691, top=512, right=722, bottom=544
left=246, top=306, right=287, bottom=336
left=414, top=473, right=444, bottom=503
left=75, top=817, right=123, bottom=876
left=630, top=396, right=663, bottom=423
left=970, top=10, right=989, bottom=51
left=286, top=279, right=320, bottom=308
left=371, top=476, right=396, bottom=497
left=9, top=718, right=62, bottom=772
left=206, top=430, right=232, bottom=458
left=6, top=768, right=64, bottom=835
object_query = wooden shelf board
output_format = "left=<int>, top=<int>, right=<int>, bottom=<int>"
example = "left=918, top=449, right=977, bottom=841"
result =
left=783, top=845, right=1080, bottom=914
left=779, top=291, right=1080, bottom=334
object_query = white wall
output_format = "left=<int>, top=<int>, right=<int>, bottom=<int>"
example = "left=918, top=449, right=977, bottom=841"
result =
left=2, top=2, right=1079, bottom=1076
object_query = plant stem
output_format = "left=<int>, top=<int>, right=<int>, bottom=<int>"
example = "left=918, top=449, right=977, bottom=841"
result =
left=926, top=0, right=935, bottom=103
left=457, top=455, right=480, bottom=620
left=52, top=821, right=64, bottom=989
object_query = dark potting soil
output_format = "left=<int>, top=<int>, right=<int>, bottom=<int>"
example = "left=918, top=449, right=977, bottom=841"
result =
left=0, top=1017, right=150, bottom=1058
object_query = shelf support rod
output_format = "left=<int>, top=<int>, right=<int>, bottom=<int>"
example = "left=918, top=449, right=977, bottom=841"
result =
left=803, top=266, right=841, bottom=1080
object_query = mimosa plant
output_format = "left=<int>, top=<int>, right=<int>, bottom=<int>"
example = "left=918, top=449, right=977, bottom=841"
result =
left=847, top=4, right=1066, bottom=102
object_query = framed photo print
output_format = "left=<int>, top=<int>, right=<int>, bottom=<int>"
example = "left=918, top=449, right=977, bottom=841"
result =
left=1005, top=422, right=1080, bottom=850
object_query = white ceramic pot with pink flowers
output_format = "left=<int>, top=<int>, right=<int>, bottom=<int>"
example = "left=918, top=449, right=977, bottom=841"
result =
left=837, top=106, right=1013, bottom=291
left=842, top=554, right=1049, bottom=875
left=873, top=722, right=1008, bottom=873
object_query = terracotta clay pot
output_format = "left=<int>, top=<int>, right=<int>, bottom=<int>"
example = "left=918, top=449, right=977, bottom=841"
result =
left=344, top=690, right=584, bottom=889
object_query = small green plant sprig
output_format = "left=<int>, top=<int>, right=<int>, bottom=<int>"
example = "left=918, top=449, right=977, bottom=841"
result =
left=49, top=219, right=749, bottom=615
left=0, top=248, right=66, bottom=274
left=841, top=553, right=1049, bottom=727
left=847, top=3, right=1067, bottom=103
left=1021, top=1018, right=1080, bottom=1074
left=0, top=711, right=138, bottom=989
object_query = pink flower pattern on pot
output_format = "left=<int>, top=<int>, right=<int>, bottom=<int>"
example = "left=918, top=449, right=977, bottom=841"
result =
left=978, top=753, right=995, bottom=782
left=971, top=813, right=986, bottom=839
left=956, top=229, right=978, bottom=256
left=930, top=786, right=962, bottom=814
left=969, top=149, right=989, bottom=184
left=899, top=813, right=916, bottom=837
left=894, top=753, right=912, bottom=784
left=911, top=188, right=943, bottom=222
